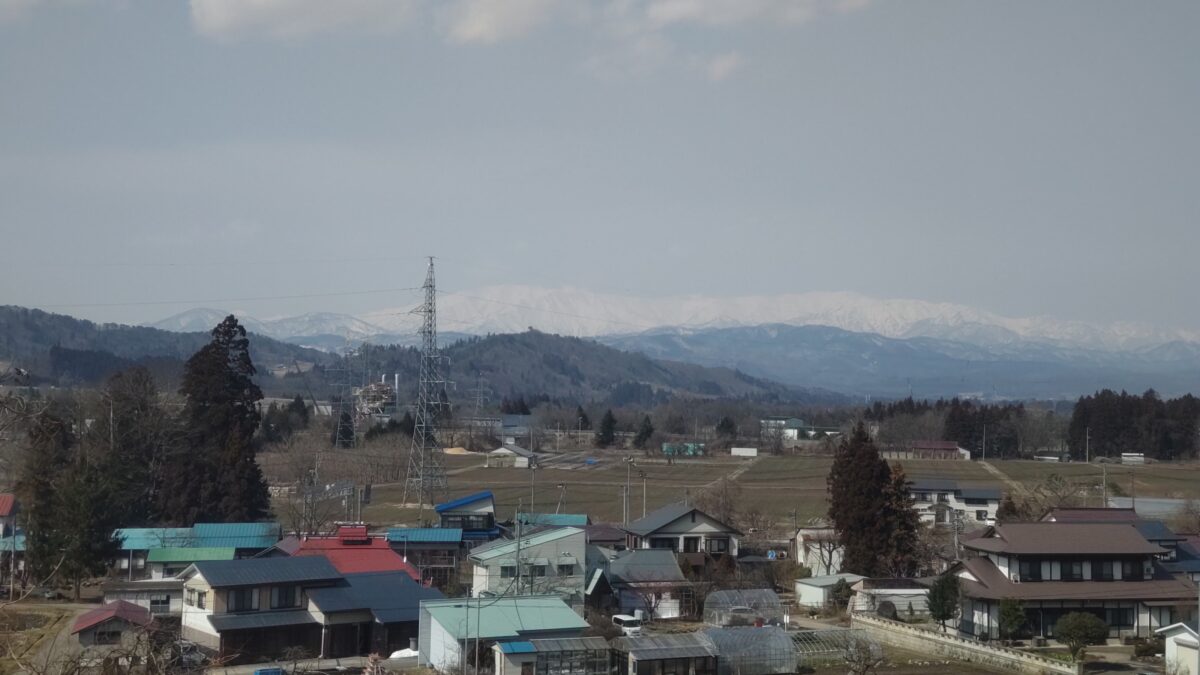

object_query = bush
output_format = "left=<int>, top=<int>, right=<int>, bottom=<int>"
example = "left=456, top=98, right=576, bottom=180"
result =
left=1054, top=612, right=1109, bottom=661
left=1133, top=637, right=1164, bottom=659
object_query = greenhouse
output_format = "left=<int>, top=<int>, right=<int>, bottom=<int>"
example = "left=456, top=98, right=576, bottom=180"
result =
left=703, top=627, right=796, bottom=675
left=791, top=628, right=872, bottom=669
left=611, top=633, right=718, bottom=675
left=703, top=589, right=787, bottom=627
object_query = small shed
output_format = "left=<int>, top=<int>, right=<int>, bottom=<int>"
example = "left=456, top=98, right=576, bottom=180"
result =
left=850, top=579, right=930, bottom=617
left=488, top=443, right=538, bottom=468
left=704, top=589, right=786, bottom=627
left=794, top=574, right=865, bottom=609
left=611, top=633, right=718, bottom=675
left=72, top=600, right=153, bottom=648
left=1157, top=621, right=1198, bottom=675
left=493, top=637, right=610, bottom=675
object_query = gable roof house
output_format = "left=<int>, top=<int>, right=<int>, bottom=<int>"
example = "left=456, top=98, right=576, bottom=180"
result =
left=387, top=528, right=465, bottom=587
left=435, top=491, right=499, bottom=543
left=469, top=527, right=586, bottom=610
left=623, top=503, right=740, bottom=570
left=72, top=600, right=154, bottom=650
left=418, top=595, right=588, bottom=673
left=908, top=479, right=1002, bottom=527
left=586, top=548, right=691, bottom=620
left=953, top=522, right=1198, bottom=640
left=179, top=555, right=443, bottom=664
left=112, top=522, right=281, bottom=581
left=271, top=525, right=421, bottom=579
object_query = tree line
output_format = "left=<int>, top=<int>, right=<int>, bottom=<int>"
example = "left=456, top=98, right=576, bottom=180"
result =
left=1068, top=389, right=1200, bottom=460
left=13, top=317, right=273, bottom=598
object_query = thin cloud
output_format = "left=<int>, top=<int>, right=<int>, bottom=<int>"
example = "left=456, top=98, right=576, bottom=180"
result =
left=443, top=0, right=561, bottom=45
left=189, top=0, right=419, bottom=39
left=705, top=50, right=744, bottom=81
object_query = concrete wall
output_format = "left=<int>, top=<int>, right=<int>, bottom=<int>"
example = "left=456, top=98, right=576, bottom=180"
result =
left=851, top=613, right=1082, bottom=675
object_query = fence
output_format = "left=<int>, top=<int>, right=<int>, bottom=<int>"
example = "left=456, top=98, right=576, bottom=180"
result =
left=851, top=614, right=1081, bottom=675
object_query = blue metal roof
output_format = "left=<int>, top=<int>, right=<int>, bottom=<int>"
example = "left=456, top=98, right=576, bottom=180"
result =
left=191, top=522, right=281, bottom=549
left=499, top=642, right=536, bottom=654
left=435, top=491, right=494, bottom=514
left=0, top=532, right=25, bottom=552
left=387, top=528, right=464, bottom=543
left=115, top=528, right=194, bottom=551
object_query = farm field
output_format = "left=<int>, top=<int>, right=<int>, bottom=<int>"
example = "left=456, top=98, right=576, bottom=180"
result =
left=355, top=452, right=1200, bottom=530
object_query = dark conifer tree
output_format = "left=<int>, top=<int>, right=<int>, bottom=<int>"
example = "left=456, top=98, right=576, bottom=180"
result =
left=879, top=465, right=921, bottom=576
left=715, top=416, right=738, bottom=440
left=827, top=423, right=893, bottom=576
left=595, top=409, right=617, bottom=448
left=17, top=410, right=74, bottom=581
left=633, top=415, right=655, bottom=450
left=576, top=405, right=591, bottom=431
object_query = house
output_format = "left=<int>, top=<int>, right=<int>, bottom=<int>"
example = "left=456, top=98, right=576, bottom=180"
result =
left=586, top=548, right=691, bottom=619
left=435, top=491, right=499, bottom=544
left=794, top=574, right=865, bottom=609
left=387, top=528, right=463, bottom=587
left=487, top=443, right=538, bottom=469
left=909, top=479, right=1002, bottom=526
left=103, top=578, right=186, bottom=616
left=179, top=556, right=443, bottom=664
left=1041, top=508, right=1200, bottom=580
left=954, top=522, right=1199, bottom=640
left=113, top=522, right=282, bottom=580
left=623, top=503, right=740, bottom=564
left=147, top=548, right=235, bottom=579
left=417, top=595, right=588, bottom=672
left=1157, top=621, right=1198, bottom=675
left=584, top=524, right=626, bottom=549
left=0, top=493, right=17, bottom=537
left=759, top=417, right=807, bottom=441
left=610, top=633, right=718, bottom=675
left=469, top=527, right=586, bottom=608
left=278, top=525, right=421, bottom=579
left=72, top=600, right=154, bottom=649
left=516, top=513, right=590, bottom=528
left=791, top=527, right=841, bottom=576
left=849, top=579, right=929, bottom=617
left=882, top=441, right=971, bottom=460
left=493, top=637, right=610, bottom=675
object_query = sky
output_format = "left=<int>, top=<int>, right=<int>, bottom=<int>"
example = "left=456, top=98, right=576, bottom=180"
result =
left=0, top=0, right=1197, bottom=329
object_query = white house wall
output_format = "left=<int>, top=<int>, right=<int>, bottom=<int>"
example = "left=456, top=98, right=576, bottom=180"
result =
left=425, top=617, right=464, bottom=673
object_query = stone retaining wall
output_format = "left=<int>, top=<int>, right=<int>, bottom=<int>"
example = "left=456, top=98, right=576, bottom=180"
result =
left=851, top=614, right=1081, bottom=675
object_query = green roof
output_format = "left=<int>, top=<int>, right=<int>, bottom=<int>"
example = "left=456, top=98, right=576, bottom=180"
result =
left=147, top=547, right=236, bottom=563
left=469, top=527, right=583, bottom=562
left=516, top=513, right=589, bottom=527
left=422, top=596, right=588, bottom=640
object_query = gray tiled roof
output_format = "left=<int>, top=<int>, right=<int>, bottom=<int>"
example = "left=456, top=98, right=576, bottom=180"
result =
left=624, top=503, right=738, bottom=537
left=192, top=556, right=340, bottom=587
left=306, top=571, right=444, bottom=623
left=607, top=549, right=686, bottom=584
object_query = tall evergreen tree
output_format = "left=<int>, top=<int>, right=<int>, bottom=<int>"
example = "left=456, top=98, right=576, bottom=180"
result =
left=575, top=405, right=591, bottom=431
left=827, top=423, right=893, bottom=576
left=287, top=395, right=310, bottom=426
left=595, top=409, right=617, bottom=448
left=56, top=460, right=122, bottom=600
left=17, top=409, right=74, bottom=582
left=879, top=465, right=921, bottom=576
left=715, top=416, right=738, bottom=440
left=633, top=415, right=655, bottom=450
left=165, top=316, right=270, bottom=523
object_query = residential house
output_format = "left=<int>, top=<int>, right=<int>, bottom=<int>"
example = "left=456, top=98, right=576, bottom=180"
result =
left=794, top=574, right=865, bottom=610
left=586, top=548, right=691, bottom=620
left=276, top=525, right=421, bottom=579
left=493, top=637, right=611, bottom=675
left=909, top=479, right=1002, bottom=526
left=1157, top=622, right=1198, bottom=675
left=72, top=600, right=154, bottom=649
left=180, top=556, right=443, bottom=664
left=435, top=491, right=499, bottom=545
left=623, top=503, right=740, bottom=568
left=387, top=528, right=464, bottom=587
left=417, top=595, right=588, bottom=672
left=584, top=524, right=626, bottom=549
left=113, top=522, right=281, bottom=580
left=759, top=417, right=807, bottom=441
left=469, top=527, right=585, bottom=608
left=610, top=633, right=718, bottom=675
left=0, top=493, right=17, bottom=536
left=147, top=548, right=235, bottom=580
left=791, top=527, right=841, bottom=576
left=103, top=578, right=185, bottom=617
left=954, top=522, right=1198, bottom=640
left=488, top=443, right=538, bottom=469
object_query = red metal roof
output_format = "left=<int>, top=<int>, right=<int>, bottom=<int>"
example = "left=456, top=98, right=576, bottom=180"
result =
left=72, top=600, right=152, bottom=634
left=293, top=535, right=419, bottom=579
left=0, top=494, right=16, bottom=518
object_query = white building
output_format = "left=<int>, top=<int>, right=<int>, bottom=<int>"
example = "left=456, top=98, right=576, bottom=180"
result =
left=486, top=443, right=538, bottom=469
left=418, top=596, right=588, bottom=673
left=623, top=503, right=740, bottom=558
left=469, top=527, right=585, bottom=609
left=794, top=573, right=864, bottom=610
left=1157, top=622, right=1198, bottom=675
left=791, top=527, right=842, bottom=576
left=909, top=479, right=1002, bottom=526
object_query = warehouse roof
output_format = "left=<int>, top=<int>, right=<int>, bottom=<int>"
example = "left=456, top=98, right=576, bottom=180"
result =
left=517, top=513, right=589, bottom=527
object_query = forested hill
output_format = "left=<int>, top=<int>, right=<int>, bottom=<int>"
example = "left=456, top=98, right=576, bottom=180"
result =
left=351, top=330, right=842, bottom=405
left=0, top=305, right=334, bottom=390
left=0, top=307, right=838, bottom=404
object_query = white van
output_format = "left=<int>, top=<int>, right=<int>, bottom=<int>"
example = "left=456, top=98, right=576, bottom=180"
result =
left=612, top=614, right=642, bottom=636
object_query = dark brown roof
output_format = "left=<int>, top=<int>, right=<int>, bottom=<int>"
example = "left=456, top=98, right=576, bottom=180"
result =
left=963, top=523, right=1166, bottom=556
left=957, top=557, right=1197, bottom=602
left=1042, top=507, right=1139, bottom=523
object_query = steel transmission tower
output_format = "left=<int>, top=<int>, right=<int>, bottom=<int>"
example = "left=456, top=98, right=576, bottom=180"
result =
left=403, top=258, right=449, bottom=514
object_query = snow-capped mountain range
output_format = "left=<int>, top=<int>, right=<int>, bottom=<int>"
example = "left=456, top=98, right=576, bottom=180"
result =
left=150, top=285, right=1200, bottom=353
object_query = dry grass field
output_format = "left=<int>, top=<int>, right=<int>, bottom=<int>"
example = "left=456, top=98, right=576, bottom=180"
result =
left=349, top=450, right=1200, bottom=530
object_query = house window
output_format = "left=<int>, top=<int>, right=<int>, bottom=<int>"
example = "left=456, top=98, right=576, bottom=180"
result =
left=150, top=594, right=170, bottom=612
left=196, top=591, right=206, bottom=610
left=975, top=510, right=988, bottom=521
left=706, top=538, right=729, bottom=554
left=528, top=565, right=547, bottom=577
left=913, top=493, right=929, bottom=503
left=271, top=586, right=298, bottom=609
left=1105, top=607, right=1134, bottom=628
left=227, top=588, right=257, bottom=612
left=1121, top=560, right=1144, bottom=581
left=500, top=566, right=516, bottom=579
left=1063, top=561, right=1083, bottom=581
left=94, top=630, right=122, bottom=645
left=964, top=498, right=989, bottom=506
left=557, top=564, right=574, bottom=576
left=1018, top=559, right=1041, bottom=582
left=650, top=538, right=677, bottom=551
left=1093, top=561, right=1115, bottom=581
left=118, top=557, right=130, bottom=570
left=937, top=493, right=949, bottom=503
left=134, top=557, right=145, bottom=569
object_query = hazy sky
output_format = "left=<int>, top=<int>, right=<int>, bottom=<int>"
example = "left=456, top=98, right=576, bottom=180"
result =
left=1, top=0, right=1196, bottom=328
